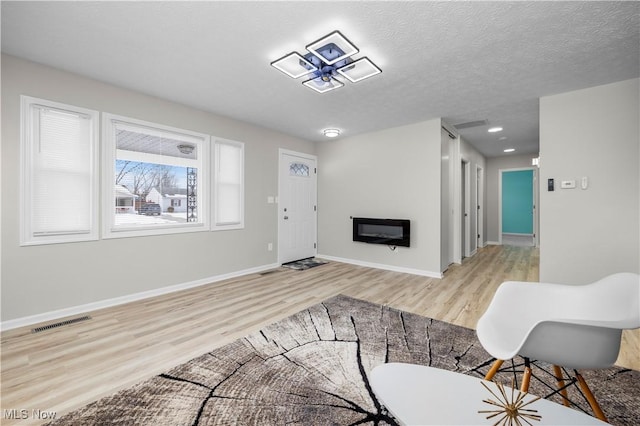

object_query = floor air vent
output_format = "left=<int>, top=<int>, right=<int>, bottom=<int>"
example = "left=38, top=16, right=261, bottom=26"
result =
left=32, top=315, right=92, bottom=333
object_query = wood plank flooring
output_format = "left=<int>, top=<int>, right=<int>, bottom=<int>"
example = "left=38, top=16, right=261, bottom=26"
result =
left=1, top=244, right=638, bottom=424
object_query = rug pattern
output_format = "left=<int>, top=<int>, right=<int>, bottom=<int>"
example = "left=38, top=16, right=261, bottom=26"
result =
left=48, top=295, right=640, bottom=425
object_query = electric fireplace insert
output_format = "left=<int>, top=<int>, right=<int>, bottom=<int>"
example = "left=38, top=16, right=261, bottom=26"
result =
left=352, top=217, right=410, bottom=247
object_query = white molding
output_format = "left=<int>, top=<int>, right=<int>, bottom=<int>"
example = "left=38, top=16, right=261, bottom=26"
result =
left=317, top=254, right=442, bottom=279
left=101, top=112, right=211, bottom=239
left=1, top=262, right=279, bottom=331
left=278, top=148, right=318, bottom=264
left=20, top=96, right=100, bottom=246
left=498, top=167, right=536, bottom=246
left=486, top=241, right=501, bottom=245
left=476, top=164, right=484, bottom=252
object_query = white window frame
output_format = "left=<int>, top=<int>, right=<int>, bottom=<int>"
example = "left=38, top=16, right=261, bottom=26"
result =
left=20, top=96, right=99, bottom=246
left=102, top=113, right=210, bottom=239
left=212, top=138, right=244, bottom=230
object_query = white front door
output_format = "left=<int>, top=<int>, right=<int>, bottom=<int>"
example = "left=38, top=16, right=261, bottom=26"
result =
left=278, top=150, right=317, bottom=264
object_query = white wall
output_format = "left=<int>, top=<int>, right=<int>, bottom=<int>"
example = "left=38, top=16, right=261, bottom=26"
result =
left=539, top=78, right=639, bottom=284
left=485, top=153, right=539, bottom=244
left=316, top=119, right=442, bottom=276
left=1, top=55, right=316, bottom=323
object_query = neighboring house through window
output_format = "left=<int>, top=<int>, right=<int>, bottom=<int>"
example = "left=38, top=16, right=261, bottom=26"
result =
left=21, top=98, right=245, bottom=243
left=102, top=113, right=210, bottom=238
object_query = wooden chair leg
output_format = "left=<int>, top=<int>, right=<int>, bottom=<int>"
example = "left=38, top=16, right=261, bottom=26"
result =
left=484, top=359, right=504, bottom=381
left=553, top=365, right=570, bottom=407
left=520, top=364, right=532, bottom=393
left=576, top=371, right=608, bottom=423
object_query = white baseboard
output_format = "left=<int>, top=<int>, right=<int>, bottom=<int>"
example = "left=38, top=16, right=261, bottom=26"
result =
left=486, top=241, right=501, bottom=245
left=317, top=254, right=442, bottom=279
left=469, top=249, right=478, bottom=257
left=1, top=262, right=280, bottom=332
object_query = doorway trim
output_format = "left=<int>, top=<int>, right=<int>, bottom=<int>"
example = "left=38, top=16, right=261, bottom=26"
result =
left=476, top=165, right=484, bottom=250
left=498, top=167, right=537, bottom=246
left=460, top=158, right=471, bottom=260
left=277, top=148, right=318, bottom=264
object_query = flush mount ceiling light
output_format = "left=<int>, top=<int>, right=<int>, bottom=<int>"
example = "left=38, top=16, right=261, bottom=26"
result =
left=504, top=148, right=516, bottom=153
left=177, top=144, right=195, bottom=154
left=488, top=127, right=503, bottom=133
left=304, top=77, right=344, bottom=93
left=271, top=30, right=381, bottom=94
left=337, top=57, right=382, bottom=83
left=323, top=128, right=341, bottom=138
left=271, top=53, right=318, bottom=78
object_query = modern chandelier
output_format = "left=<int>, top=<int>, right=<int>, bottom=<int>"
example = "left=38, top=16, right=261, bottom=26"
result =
left=271, top=31, right=381, bottom=94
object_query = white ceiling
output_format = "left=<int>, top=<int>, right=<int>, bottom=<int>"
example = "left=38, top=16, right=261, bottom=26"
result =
left=2, top=1, right=638, bottom=157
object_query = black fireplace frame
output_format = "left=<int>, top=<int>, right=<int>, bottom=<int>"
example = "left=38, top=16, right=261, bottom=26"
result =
left=352, top=217, right=410, bottom=247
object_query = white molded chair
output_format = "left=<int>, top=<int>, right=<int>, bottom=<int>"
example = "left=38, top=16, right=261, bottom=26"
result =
left=476, top=272, right=640, bottom=422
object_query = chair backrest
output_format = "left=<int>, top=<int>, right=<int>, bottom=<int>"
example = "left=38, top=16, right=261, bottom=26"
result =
left=567, top=272, right=640, bottom=329
left=477, top=272, right=640, bottom=368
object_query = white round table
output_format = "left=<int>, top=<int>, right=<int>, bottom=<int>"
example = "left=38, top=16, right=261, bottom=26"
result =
left=370, top=363, right=609, bottom=425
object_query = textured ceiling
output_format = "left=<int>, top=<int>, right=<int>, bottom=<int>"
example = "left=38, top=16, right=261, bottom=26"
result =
left=2, top=1, right=638, bottom=157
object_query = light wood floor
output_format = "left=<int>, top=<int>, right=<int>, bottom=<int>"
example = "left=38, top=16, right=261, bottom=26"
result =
left=1, top=245, right=638, bottom=424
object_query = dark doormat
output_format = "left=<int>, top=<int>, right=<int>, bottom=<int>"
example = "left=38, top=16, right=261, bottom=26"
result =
left=281, top=257, right=328, bottom=270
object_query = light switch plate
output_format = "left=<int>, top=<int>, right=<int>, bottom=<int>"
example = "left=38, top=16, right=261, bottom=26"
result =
left=561, top=180, right=576, bottom=189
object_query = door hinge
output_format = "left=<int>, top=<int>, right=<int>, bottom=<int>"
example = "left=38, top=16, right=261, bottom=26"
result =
left=314, top=167, right=317, bottom=174
left=478, top=234, right=480, bottom=238
left=314, top=243, right=317, bottom=249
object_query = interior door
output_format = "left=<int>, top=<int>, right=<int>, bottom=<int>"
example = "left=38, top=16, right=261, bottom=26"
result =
left=501, top=169, right=534, bottom=245
left=278, top=150, right=317, bottom=264
left=476, top=166, right=483, bottom=250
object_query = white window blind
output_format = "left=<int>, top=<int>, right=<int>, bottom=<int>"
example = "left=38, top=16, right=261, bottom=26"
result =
left=102, top=113, right=210, bottom=238
left=21, top=97, right=98, bottom=245
left=214, top=140, right=244, bottom=228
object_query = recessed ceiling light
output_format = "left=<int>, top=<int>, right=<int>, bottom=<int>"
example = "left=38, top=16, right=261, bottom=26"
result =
left=323, top=128, right=341, bottom=138
left=488, top=127, right=503, bottom=133
left=498, top=136, right=507, bottom=141
left=504, top=148, right=515, bottom=153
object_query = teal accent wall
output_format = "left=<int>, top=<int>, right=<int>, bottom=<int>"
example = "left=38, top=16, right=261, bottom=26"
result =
left=502, top=170, right=533, bottom=234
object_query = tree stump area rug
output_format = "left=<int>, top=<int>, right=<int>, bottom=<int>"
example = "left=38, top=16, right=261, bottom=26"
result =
left=48, top=295, right=639, bottom=425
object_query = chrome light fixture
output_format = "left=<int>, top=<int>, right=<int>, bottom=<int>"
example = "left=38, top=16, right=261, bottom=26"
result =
left=271, top=30, right=381, bottom=94
left=323, top=128, right=341, bottom=138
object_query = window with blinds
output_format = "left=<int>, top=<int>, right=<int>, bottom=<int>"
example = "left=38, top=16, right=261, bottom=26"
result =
left=214, top=140, right=244, bottom=229
left=20, top=96, right=98, bottom=245
left=20, top=97, right=247, bottom=242
left=102, top=113, right=210, bottom=238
